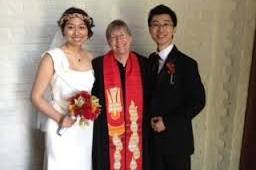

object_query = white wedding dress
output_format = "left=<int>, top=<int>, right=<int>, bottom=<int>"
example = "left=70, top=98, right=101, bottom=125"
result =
left=44, top=48, right=94, bottom=170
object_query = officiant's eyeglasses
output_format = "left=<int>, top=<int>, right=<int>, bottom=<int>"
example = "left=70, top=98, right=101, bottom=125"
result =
left=110, top=33, right=127, bottom=41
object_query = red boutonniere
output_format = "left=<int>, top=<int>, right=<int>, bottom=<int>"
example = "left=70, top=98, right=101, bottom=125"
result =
left=166, top=62, right=176, bottom=85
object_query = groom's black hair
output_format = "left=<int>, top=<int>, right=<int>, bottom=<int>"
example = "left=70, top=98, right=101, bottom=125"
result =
left=148, top=4, right=177, bottom=27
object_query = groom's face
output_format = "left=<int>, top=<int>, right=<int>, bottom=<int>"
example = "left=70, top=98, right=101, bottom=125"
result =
left=149, top=14, right=176, bottom=50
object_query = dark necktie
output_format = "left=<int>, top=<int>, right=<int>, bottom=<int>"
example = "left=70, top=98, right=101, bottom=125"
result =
left=157, top=55, right=164, bottom=73
left=151, top=53, right=160, bottom=75
left=153, top=53, right=164, bottom=74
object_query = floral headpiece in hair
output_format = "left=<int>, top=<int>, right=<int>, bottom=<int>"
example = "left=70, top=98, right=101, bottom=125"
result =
left=58, top=13, right=93, bottom=27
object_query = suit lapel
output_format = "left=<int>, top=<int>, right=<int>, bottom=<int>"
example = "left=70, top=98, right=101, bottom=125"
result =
left=157, top=45, right=178, bottom=82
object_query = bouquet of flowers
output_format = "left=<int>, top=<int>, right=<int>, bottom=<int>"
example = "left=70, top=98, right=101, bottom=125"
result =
left=68, top=91, right=101, bottom=126
left=57, top=91, right=101, bottom=136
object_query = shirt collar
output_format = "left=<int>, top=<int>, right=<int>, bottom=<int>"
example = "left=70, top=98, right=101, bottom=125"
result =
left=157, top=43, right=174, bottom=61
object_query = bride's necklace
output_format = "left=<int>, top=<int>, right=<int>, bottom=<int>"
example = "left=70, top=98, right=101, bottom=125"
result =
left=76, top=54, right=82, bottom=62
left=72, top=51, right=82, bottom=62
left=63, top=46, right=82, bottom=62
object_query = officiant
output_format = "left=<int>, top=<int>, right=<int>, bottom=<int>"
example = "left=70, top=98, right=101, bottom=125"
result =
left=91, top=19, right=151, bottom=170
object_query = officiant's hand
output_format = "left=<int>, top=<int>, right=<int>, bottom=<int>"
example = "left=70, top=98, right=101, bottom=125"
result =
left=151, top=116, right=166, bottom=133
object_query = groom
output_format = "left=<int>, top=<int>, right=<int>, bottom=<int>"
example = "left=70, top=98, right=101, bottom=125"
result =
left=148, top=4, right=206, bottom=170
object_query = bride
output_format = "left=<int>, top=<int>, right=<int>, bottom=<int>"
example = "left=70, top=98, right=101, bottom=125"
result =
left=32, top=7, right=95, bottom=170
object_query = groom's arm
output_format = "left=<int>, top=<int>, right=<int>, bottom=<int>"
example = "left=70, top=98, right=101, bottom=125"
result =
left=163, top=58, right=205, bottom=128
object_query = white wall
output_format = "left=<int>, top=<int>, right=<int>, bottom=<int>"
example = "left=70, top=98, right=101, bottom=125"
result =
left=0, top=0, right=255, bottom=169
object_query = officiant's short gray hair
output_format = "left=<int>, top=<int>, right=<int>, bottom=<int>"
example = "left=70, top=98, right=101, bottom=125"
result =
left=105, top=19, right=132, bottom=43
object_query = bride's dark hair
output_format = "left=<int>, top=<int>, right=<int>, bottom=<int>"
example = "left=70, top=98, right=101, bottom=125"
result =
left=58, top=7, right=95, bottom=38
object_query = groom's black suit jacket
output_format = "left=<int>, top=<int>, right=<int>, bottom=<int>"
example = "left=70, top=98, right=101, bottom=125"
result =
left=149, top=45, right=205, bottom=156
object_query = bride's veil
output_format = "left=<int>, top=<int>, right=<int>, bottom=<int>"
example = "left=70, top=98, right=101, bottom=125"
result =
left=49, top=29, right=65, bottom=49
left=36, top=29, right=65, bottom=132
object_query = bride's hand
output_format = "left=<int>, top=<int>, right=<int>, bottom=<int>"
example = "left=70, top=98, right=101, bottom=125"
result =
left=58, top=115, right=76, bottom=128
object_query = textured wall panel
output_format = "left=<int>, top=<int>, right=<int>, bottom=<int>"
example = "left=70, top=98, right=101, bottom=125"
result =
left=0, top=0, right=255, bottom=169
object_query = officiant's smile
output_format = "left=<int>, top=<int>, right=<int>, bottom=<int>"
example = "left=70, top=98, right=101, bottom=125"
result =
left=107, top=25, right=132, bottom=66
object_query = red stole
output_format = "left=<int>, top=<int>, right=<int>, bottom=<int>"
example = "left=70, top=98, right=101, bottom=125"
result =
left=103, top=51, right=143, bottom=170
